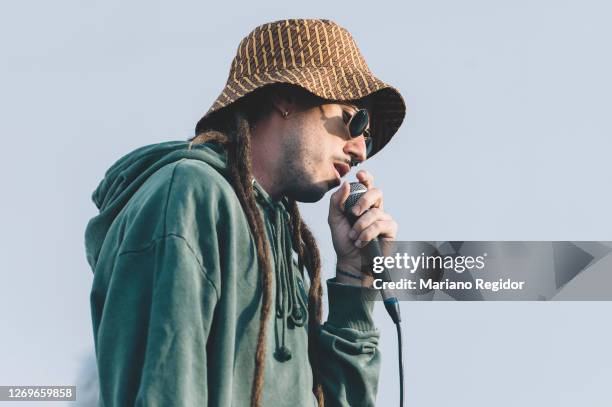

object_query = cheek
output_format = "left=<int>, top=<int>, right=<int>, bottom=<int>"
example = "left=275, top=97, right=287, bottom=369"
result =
left=299, top=113, right=337, bottom=171
left=301, top=141, right=325, bottom=175
left=302, top=125, right=327, bottom=162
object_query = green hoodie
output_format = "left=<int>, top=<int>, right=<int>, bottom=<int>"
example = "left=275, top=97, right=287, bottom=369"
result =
left=85, top=140, right=381, bottom=406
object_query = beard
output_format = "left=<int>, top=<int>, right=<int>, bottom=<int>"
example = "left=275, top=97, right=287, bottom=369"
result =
left=279, top=133, right=333, bottom=203
left=285, top=179, right=330, bottom=203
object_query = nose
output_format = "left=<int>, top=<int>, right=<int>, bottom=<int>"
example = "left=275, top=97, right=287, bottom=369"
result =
left=344, top=136, right=368, bottom=166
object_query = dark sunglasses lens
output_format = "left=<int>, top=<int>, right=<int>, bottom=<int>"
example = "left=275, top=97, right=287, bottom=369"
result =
left=349, top=109, right=369, bottom=138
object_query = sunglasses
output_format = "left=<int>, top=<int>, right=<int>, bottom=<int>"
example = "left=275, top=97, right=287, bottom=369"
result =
left=346, top=108, right=373, bottom=165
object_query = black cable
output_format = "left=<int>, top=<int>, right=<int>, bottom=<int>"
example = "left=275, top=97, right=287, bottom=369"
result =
left=383, top=298, right=404, bottom=407
left=395, top=321, right=404, bottom=407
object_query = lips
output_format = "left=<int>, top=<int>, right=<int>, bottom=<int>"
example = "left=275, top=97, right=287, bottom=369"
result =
left=333, top=162, right=351, bottom=178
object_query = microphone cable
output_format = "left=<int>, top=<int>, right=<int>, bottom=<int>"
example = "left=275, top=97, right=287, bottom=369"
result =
left=384, top=298, right=404, bottom=407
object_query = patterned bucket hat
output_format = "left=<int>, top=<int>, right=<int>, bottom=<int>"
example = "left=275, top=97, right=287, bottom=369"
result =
left=195, top=18, right=406, bottom=158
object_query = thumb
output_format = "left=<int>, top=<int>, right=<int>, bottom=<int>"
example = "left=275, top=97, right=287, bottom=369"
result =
left=329, top=182, right=350, bottom=218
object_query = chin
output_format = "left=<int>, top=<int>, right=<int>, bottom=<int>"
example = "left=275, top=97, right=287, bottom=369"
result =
left=286, top=180, right=332, bottom=203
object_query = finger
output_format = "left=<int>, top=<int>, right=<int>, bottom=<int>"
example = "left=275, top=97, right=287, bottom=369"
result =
left=356, top=170, right=374, bottom=189
left=348, top=208, right=391, bottom=239
left=351, top=187, right=383, bottom=216
left=329, top=181, right=351, bottom=215
left=354, top=219, right=398, bottom=247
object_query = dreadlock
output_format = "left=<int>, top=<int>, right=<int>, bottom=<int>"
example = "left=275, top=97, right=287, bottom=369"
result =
left=188, top=103, right=325, bottom=407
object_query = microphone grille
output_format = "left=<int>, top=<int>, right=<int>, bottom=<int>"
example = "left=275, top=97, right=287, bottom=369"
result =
left=344, top=182, right=368, bottom=213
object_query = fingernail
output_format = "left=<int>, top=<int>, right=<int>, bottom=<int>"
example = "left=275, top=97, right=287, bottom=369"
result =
left=348, top=230, right=356, bottom=239
left=352, top=206, right=360, bottom=215
left=354, top=240, right=362, bottom=248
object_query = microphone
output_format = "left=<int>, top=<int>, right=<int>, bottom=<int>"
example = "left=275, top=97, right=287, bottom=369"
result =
left=343, top=182, right=402, bottom=324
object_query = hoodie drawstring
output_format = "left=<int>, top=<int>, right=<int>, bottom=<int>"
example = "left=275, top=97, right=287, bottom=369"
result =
left=273, top=207, right=308, bottom=361
left=253, top=185, right=307, bottom=362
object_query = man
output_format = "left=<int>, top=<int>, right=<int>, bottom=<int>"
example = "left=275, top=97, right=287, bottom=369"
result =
left=85, top=18, right=405, bottom=407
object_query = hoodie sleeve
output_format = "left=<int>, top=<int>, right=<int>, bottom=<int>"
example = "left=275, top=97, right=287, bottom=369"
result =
left=317, top=277, right=381, bottom=407
left=95, top=234, right=219, bottom=407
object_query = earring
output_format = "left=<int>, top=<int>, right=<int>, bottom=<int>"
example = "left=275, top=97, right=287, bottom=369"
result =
left=282, top=111, right=289, bottom=119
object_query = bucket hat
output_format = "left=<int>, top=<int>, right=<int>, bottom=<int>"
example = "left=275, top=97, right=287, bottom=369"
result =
left=195, top=18, right=406, bottom=158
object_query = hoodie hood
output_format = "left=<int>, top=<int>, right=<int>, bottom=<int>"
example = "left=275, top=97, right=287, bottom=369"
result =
left=84, top=140, right=229, bottom=270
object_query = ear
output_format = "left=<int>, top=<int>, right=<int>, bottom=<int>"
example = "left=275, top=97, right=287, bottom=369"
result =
left=271, top=87, right=299, bottom=116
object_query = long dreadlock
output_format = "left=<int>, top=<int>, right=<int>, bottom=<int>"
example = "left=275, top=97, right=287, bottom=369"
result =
left=188, top=105, right=325, bottom=407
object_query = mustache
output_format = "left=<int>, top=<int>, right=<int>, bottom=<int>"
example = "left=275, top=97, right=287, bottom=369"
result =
left=334, top=156, right=351, bottom=165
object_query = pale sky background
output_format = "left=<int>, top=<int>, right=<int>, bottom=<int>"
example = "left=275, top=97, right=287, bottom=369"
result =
left=1, top=0, right=611, bottom=406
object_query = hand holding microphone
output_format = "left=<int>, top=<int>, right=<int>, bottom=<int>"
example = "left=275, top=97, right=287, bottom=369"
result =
left=342, top=179, right=402, bottom=325
left=327, top=170, right=398, bottom=286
